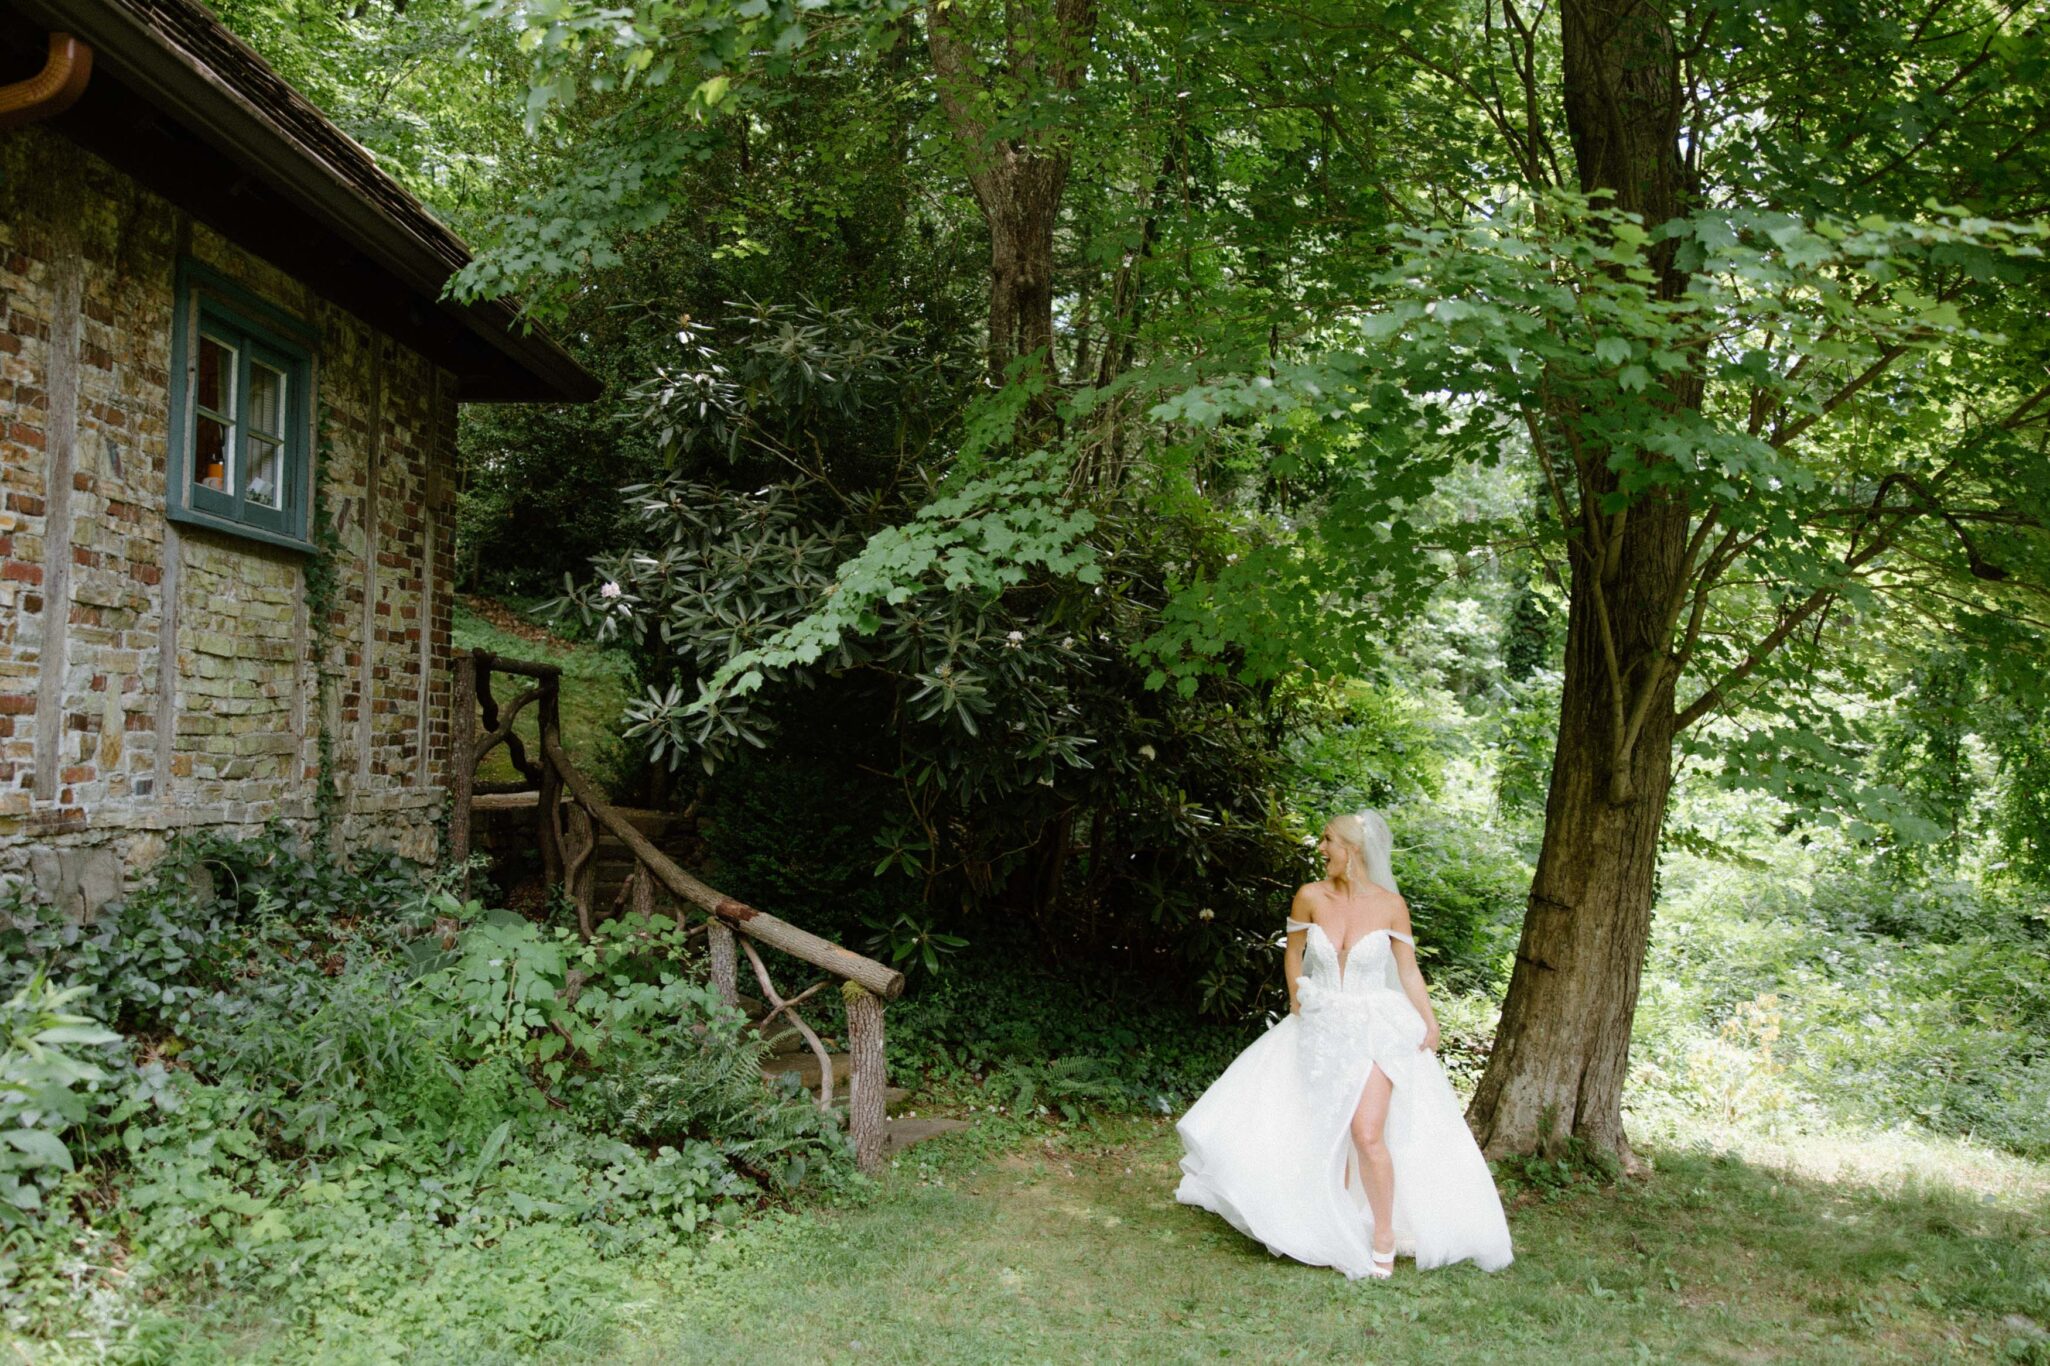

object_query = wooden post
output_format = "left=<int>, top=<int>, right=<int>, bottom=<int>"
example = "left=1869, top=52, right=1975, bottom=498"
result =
left=535, top=675, right=565, bottom=888
left=844, top=981, right=886, bottom=1175
left=564, top=803, right=597, bottom=940
left=31, top=194, right=81, bottom=804
left=707, top=921, right=739, bottom=1009
left=448, top=651, right=477, bottom=888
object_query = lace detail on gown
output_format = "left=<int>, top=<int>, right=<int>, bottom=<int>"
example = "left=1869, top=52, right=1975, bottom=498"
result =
left=1174, top=922, right=1513, bottom=1277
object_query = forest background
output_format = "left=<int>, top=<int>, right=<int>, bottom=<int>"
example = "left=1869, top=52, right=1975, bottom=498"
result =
left=3, top=0, right=2049, bottom=1358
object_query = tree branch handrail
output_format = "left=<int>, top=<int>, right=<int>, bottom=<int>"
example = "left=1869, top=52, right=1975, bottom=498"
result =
left=539, top=729, right=905, bottom=1000
left=468, top=648, right=562, bottom=679
left=451, top=647, right=900, bottom=1171
left=472, top=684, right=544, bottom=766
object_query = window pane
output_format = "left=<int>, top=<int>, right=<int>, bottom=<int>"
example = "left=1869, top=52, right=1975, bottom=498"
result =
left=249, top=363, right=284, bottom=439
left=196, top=416, right=230, bottom=492
left=197, top=335, right=233, bottom=414
left=194, top=333, right=236, bottom=496
left=246, top=436, right=282, bottom=508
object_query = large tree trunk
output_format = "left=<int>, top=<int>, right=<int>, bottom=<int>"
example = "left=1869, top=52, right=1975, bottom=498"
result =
left=1467, top=0, right=1697, bottom=1165
left=1467, top=505, right=1687, bottom=1163
left=925, top=0, right=1095, bottom=387
left=983, top=160, right=1065, bottom=382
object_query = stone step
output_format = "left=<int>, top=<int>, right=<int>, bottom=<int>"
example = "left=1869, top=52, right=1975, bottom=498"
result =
left=884, top=1116, right=971, bottom=1154
left=761, top=1050, right=851, bottom=1088
left=835, top=1085, right=912, bottom=1112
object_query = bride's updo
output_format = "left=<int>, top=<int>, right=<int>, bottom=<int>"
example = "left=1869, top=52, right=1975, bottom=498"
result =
left=1330, top=809, right=1400, bottom=896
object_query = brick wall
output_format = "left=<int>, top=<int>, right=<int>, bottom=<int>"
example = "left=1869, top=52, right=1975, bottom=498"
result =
left=0, top=127, right=460, bottom=908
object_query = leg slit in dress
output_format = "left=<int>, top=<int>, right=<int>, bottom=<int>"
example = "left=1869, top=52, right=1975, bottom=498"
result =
left=1343, top=1062, right=1394, bottom=1202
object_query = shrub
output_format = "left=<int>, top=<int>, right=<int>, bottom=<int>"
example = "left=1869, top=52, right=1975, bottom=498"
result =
left=0, top=824, right=418, bottom=1039
left=1632, top=850, right=2050, bottom=1156
left=0, top=832, right=863, bottom=1359
left=0, top=977, right=122, bottom=1230
left=1385, top=802, right=1530, bottom=994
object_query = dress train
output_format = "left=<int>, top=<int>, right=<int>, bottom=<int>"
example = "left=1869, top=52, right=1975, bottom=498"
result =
left=1175, top=923, right=1513, bottom=1277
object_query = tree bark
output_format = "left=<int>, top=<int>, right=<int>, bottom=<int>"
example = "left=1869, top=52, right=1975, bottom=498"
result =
left=843, top=982, right=888, bottom=1174
left=1467, top=0, right=1696, bottom=1165
left=925, top=0, right=1096, bottom=386
left=984, top=161, right=1065, bottom=380
left=1466, top=498, right=1687, bottom=1163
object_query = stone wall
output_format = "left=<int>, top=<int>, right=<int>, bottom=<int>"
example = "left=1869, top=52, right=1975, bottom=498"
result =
left=0, top=127, right=459, bottom=913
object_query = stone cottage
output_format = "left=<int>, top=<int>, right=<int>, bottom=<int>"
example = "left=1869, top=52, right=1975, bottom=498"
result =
left=0, top=0, right=597, bottom=913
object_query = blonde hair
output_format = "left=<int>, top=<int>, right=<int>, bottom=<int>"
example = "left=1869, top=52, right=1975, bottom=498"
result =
left=1329, top=809, right=1399, bottom=896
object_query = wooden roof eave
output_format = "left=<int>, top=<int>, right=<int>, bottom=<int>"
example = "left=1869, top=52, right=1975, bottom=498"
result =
left=6, top=0, right=599, bottom=404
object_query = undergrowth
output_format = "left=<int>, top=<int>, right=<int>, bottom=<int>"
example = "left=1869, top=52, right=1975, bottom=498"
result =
left=0, top=828, right=857, bottom=1362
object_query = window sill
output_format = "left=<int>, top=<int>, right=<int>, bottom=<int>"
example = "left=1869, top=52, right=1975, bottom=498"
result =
left=168, top=501, right=314, bottom=555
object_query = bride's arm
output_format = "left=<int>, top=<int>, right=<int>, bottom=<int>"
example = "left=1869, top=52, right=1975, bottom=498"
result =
left=1389, top=900, right=1441, bottom=1051
left=1285, top=889, right=1312, bottom=1014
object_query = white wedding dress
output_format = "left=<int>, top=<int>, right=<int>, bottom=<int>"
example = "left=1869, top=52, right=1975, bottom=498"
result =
left=1175, top=921, right=1514, bottom=1277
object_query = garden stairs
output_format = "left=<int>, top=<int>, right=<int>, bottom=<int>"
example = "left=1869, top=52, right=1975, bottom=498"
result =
left=449, top=649, right=966, bottom=1169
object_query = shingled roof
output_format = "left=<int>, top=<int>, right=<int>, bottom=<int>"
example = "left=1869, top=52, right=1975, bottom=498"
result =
left=2, top=0, right=599, bottom=403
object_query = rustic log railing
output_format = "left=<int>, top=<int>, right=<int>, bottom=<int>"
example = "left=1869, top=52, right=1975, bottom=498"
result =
left=449, top=647, right=905, bottom=1172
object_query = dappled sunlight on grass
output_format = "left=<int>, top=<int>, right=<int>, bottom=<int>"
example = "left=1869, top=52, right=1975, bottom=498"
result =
left=609, top=1115, right=2050, bottom=1364
left=1640, top=1111, right=2050, bottom=1209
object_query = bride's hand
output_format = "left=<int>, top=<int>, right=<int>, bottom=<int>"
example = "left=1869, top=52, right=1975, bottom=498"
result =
left=1420, top=1021, right=1440, bottom=1053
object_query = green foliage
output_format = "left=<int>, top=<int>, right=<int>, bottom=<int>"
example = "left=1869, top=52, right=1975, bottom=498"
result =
left=0, top=825, right=416, bottom=1039
left=1148, top=191, right=2047, bottom=697
left=0, top=834, right=859, bottom=1359
left=545, top=308, right=1311, bottom=1014
left=571, top=451, right=1104, bottom=770
left=1486, top=670, right=1564, bottom=819
left=1994, top=697, right=2050, bottom=889
left=978, top=1056, right=1124, bottom=1125
left=1633, top=842, right=2050, bottom=1157
left=1490, top=1134, right=1623, bottom=1203
left=0, top=978, right=121, bottom=1230
left=1387, top=806, right=1530, bottom=996
left=882, top=925, right=1259, bottom=1117
left=207, top=0, right=536, bottom=231
left=864, top=911, right=970, bottom=980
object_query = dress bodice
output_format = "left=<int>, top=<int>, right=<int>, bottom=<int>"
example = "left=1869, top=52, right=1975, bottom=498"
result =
left=1290, top=921, right=1411, bottom=998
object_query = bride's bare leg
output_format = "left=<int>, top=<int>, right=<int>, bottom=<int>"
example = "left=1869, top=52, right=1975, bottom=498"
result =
left=1350, top=1065, right=1396, bottom=1255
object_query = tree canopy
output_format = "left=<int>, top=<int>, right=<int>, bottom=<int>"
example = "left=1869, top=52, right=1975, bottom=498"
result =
left=251, top=0, right=2050, bottom=1160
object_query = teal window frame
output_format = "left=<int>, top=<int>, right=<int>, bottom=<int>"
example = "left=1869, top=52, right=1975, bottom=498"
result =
left=167, top=262, right=317, bottom=552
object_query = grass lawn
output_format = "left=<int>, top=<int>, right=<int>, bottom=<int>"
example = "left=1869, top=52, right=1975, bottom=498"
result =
left=606, top=1116, right=2049, bottom=1364
left=451, top=596, right=637, bottom=789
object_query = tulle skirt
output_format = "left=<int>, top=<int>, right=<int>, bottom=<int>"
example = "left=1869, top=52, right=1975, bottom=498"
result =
left=1175, top=1004, right=1514, bottom=1278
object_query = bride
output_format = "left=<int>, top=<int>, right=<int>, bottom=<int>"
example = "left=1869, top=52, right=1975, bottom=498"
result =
left=1175, top=810, right=1513, bottom=1278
